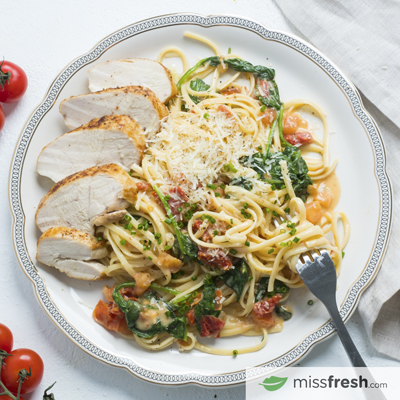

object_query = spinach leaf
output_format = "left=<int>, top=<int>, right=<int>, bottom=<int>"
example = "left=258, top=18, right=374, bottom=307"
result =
left=189, top=78, right=210, bottom=104
left=171, top=233, right=199, bottom=264
left=194, top=275, right=220, bottom=332
left=275, top=306, right=292, bottom=321
left=177, top=56, right=220, bottom=89
left=153, top=185, right=199, bottom=263
left=222, top=259, right=249, bottom=300
left=112, top=285, right=187, bottom=340
left=255, top=277, right=290, bottom=303
left=255, top=79, right=282, bottom=111
left=240, top=146, right=313, bottom=201
left=230, top=176, right=254, bottom=191
left=224, top=58, right=275, bottom=81
left=265, top=146, right=313, bottom=201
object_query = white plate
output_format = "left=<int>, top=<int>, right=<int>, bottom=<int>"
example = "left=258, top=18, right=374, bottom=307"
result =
left=9, top=13, right=392, bottom=386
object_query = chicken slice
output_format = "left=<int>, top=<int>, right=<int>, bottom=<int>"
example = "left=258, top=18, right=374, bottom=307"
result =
left=88, top=59, right=178, bottom=103
left=59, top=86, right=168, bottom=134
left=37, top=227, right=108, bottom=280
left=36, top=163, right=138, bottom=235
left=37, top=115, right=145, bottom=182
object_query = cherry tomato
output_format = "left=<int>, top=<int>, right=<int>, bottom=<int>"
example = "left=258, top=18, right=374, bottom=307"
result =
left=0, top=105, right=5, bottom=132
left=1, top=349, right=44, bottom=394
left=0, top=323, right=13, bottom=353
left=2, top=396, right=25, bottom=400
left=0, top=61, right=28, bottom=103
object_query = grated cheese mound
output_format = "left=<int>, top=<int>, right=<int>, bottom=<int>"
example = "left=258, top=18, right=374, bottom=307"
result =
left=145, top=108, right=268, bottom=205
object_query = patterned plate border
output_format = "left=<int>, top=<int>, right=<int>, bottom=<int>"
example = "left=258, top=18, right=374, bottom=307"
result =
left=9, top=13, right=392, bottom=386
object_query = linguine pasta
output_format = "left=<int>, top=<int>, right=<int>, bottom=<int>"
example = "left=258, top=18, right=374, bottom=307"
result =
left=94, top=32, right=350, bottom=356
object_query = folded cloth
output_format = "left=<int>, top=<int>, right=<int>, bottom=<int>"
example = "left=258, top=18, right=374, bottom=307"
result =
left=275, top=0, right=400, bottom=360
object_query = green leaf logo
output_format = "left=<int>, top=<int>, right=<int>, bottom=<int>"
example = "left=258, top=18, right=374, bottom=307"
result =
left=259, top=376, right=288, bottom=391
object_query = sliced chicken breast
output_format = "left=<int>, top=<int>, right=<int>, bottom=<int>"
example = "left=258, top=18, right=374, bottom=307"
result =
left=37, top=115, right=145, bottom=182
left=59, top=86, right=168, bottom=134
left=37, top=227, right=108, bottom=280
left=88, top=59, right=178, bottom=103
left=36, top=163, right=138, bottom=235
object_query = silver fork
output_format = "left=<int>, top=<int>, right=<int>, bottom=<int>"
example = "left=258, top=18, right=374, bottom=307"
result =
left=296, top=249, right=366, bottom=367
left=297, top=250, right=387, bottom=400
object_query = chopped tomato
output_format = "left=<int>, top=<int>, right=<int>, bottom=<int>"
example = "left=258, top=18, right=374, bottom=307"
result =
left=152, top=186, right=189, bottom=221
left=257, top=79, right=272, bottom=98
left=305, top=201, right=323, bottom=224
left=284, top=130, right=313, bottom=146
left=315, top=182, right=333, bottom=208
left=193, top=219, right=203, bottom=233
left=132, top=272, right=154, bottom=296
left=136, top=181, right=151, bottom=191
left=221, top=87, right=241, bottom=96
left=261, top=108, right=277, bottom=127
left=187, top=308, right=196, bottom=324
left=198, top=246, right=232, bottom=270
left=93, top=300, right=131, bottom=335
left=215, top=289, right=223, bottom=311
left=252, top=294, right=281, bottom=328
left=282, top=112, right=308, bottom=135
left=217, top=104, right=235, bottom=120
left=199, top=315, right=225, bottom=338
left=252, top=311, right=275, bottom=328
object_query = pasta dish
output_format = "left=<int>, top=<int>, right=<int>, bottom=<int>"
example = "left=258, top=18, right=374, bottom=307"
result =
left=35, top=32, right=350, bottom=356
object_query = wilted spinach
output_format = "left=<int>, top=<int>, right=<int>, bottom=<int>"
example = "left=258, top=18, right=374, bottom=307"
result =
left=112, top=283, right=187, bottom=340
left=275, top=306, right=293, bottom=321
left=189, top=78, right=210, bottom=104
left=255, top=277, right=290, bottom=303
left=171, top=233, right=199, bottom=264
left=222, top=259, right=249, bottom=300
left=230, top=176, right=254, bottom=191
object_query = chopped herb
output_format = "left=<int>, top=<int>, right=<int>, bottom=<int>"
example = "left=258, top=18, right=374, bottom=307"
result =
left=271, top=184, right=277, bottom=191
left=257, top=146, right=263, bottom=150
left=164, top=195, right=171, bottom=201
left=233, top=350, right=238, bottom=357
left=280, top=242, right=287, bottom=247
left=268, top=249, right=274, bottom=254
left=131, top=231, right=136, bottom=235
left=290, top=228, right=297, bottom=235
left=248, top=276, right=253, bottom=282
left=203, top=113, right=210, bottom=119
left=223, top=162, right=238, bottom=173
left=293, top=237, right=300, bottom=244
left=184, top=202, right=190, bottom=207
left=228, top=47, right=231, bottom=54
left=177, top=207, right=183, bottom=212
left=265, top=208, right=270, bottom=213
left=287, top=240, right=293, bottom=247
left=342, top=251, right=345, bottom=258
left=97, top=237, right=103, bottom=241
left=120, top=239, right=126, bottom=246
left=164, top=245, right=172, bottom=251
left=201, top=214, right=216, bottom=224
left=229, top=249, right=237, bottom=255
left=127, top=172, right=132, bottom=176
left=280, top=229, right=286, bottom=234
left=207, top=183, right=218, bottom=190
left=244, top=202, right=249, bottom=209
left=213, top=230, right=218, bottom=236
left=272, top=211, right=279, bottom=217
left=124, top=215, right=132, bottom=221
left=308, top=300, right=314, bottom=306
left=226, top=225, right=232, bottom=229
left=157, top=238, right=162, bottom=245
left=215, top=192, right=221, bottom=197
left=220, top=184, right=226, bottom=189
left=284, top=207, right=290, bottom=214
left=260, top=105, right=267, bottom=112
left=147, top=256, right=153, bottom=261
left=164, top=218, right=172, bottom=225
left=177, top=221, right=184, bottom=228
left=230, top=219, right=233, bottom=224
left=225, top=194, right=231, bottom=199
left=245, top=241, right=250, bottom=247
left=191, top=276, right=198, bottom=281
left=154, top=233, right=161, bottom=239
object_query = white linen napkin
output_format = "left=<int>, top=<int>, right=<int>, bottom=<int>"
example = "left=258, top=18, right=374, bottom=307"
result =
left=275, top=0, right=400, bottom=360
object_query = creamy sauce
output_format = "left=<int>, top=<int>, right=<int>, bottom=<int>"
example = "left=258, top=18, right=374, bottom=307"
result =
left=315, top=172, right=341, bottom=213
left=135, top=297, right=174, bottom=332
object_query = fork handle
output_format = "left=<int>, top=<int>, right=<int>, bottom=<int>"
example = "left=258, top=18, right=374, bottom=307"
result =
left=326, top=305, right=366, bottom=367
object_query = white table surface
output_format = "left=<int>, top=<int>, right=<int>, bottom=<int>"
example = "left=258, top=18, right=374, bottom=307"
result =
left=1, top=1, right=398, bottom=399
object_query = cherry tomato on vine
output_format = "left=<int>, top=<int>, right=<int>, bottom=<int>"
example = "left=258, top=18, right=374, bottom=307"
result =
left=0, top=105, right=5, bottom=132
left=0, top=323, right=13, bottom=353
left=0, top=61, right=28, bottom=103
left=2, top=396, right=25, bottom=400
left=1, top=348, right=44, bottom=394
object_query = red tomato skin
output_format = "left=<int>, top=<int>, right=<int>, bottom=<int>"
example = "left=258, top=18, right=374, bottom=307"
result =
left=1, top=348, right=44, bottom=394
left=2, top=396, right=25, bottom=400
left=0, top=323, right=13, bottom=353
left=0, top=61, right=28, bottom=103
left=0, top=105, right=5, bottom=132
